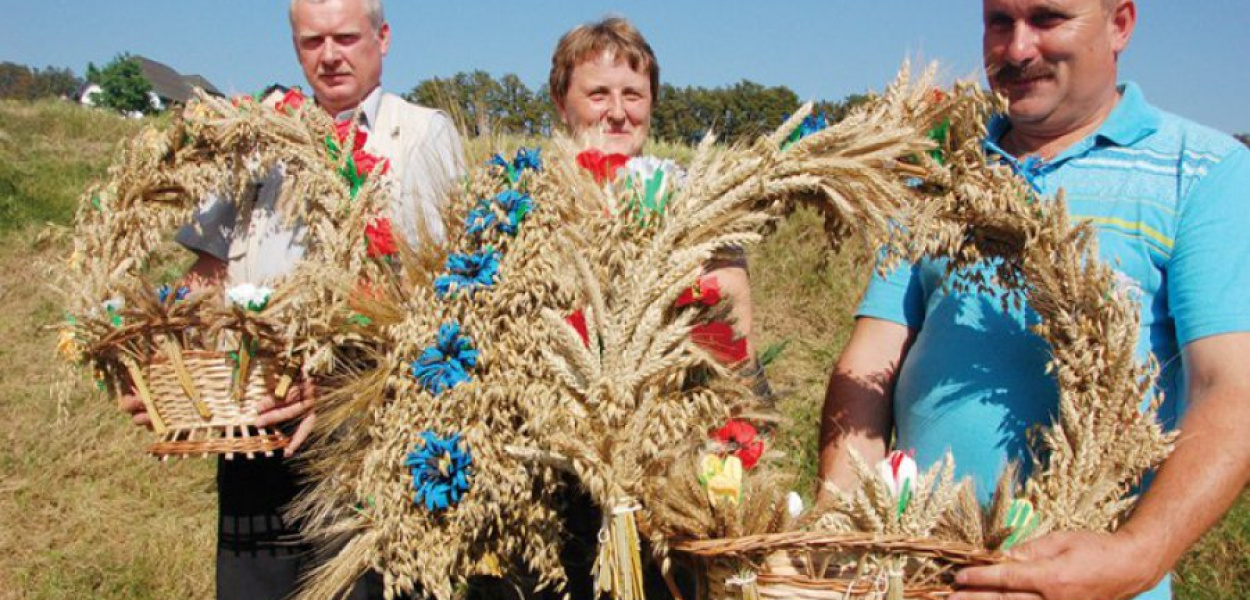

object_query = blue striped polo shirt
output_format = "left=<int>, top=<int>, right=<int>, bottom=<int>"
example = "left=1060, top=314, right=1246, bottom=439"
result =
left=857, top=83, right=1250, bottom=599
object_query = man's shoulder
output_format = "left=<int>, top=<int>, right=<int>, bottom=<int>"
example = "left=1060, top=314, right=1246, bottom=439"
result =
left=378, top=93, right=452, bottom=129
left=1140, top=107, right=1247, bottom=168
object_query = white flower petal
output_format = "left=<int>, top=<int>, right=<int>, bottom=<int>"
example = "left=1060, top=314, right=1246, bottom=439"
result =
left=787, top=491, right=804, bottom=518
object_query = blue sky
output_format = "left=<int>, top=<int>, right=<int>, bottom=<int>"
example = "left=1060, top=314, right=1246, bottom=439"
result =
left=3, top=0, right=1248, bottom=133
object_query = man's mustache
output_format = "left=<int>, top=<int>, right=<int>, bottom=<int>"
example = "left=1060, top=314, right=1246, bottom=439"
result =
left=986, top=60, right=1056, bottom=84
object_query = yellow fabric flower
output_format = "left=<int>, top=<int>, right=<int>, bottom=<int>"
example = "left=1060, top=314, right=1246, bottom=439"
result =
left=56, top=327, right=84, bottom=363
left=699, top=453, right=743, bottom=506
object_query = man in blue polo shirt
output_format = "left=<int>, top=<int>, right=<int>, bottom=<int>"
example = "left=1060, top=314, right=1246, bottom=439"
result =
left=818, top=1, right=1250, bottom=599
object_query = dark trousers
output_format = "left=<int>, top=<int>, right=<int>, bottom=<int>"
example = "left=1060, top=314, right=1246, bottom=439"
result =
left=216, top=454, right=385, bottom=600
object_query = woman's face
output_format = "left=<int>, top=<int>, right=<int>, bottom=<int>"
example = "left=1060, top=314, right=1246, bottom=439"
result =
left=557, top=52, right=652, bottom=157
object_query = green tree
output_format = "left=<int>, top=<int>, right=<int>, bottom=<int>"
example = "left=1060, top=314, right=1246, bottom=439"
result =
left=532, top=84, right=560, bottom=136
left=410, top=71, right=558, bottom=137
left=0, top=63, right=34, bottom=99
left=651, top=81, right=801, bottom=145
left=408, top=71, right=504, bottom=137
left=0, top=62, right=81, bottom=100
left=493, top=73, right=540, bottom=135
left=1237, top=134, right=1249, bottom=148
left=93, top=54, right=153, bottom=115
left=814, top=92, right=876, bottom=124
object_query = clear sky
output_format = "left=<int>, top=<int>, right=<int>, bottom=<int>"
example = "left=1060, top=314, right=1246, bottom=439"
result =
left=3, top=0, right=1248, bottom=134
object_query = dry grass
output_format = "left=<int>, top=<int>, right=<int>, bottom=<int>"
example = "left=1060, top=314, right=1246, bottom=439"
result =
left=0, top=232, right=215, bottom=600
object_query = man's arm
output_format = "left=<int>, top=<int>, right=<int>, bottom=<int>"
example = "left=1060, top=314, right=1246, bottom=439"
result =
left=706, top=264, right=753, bottom=350
left=953, top=331, right=1250, bottom=600
left=818, top=317, right=914, bottom=497
left=183, top=250, right=227, bottom=290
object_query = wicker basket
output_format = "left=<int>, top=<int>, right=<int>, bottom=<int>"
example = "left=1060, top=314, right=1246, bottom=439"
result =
left=672, top=532, right=999, bottom=600
left=123, top=345, right=291, bottom=459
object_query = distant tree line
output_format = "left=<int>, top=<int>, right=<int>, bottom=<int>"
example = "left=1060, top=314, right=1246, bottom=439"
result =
left=1, top=55, right=154, bottom=116
left=0, top=62, right=81, bottom=100
left=1237, top=133, right=1249, bottom=148
left=407, top=70, right=872, bottom=144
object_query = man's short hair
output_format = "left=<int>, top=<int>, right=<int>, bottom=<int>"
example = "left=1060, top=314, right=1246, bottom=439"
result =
left=289, top=0, right=385, bottom=32
left=548, top=17, right=660, bottom=107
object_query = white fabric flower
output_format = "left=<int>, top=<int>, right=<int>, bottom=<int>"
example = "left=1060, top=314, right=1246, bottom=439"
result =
left=226, top=283, right=273, bottom=311
left=624, top=156, right=686, bottom=190
left=876, top=450, right=918, bottom=498
left=101, top=297, right=125, bottom=313
left=786, top=491, right=804, bottom=518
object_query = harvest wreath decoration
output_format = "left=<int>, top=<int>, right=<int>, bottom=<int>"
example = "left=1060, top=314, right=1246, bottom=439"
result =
left=285, top=64, right=1170, bottom=600
left=56, top=88, right=398, bottom=458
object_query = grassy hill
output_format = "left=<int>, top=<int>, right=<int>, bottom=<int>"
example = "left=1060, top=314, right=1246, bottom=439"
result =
left=0, top=99, right=1243, bottom=599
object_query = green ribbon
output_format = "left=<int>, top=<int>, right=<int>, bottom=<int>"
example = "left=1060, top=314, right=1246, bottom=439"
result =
left=626, top=171, right=670, bottom=225
left=928, top=119, right=951, bottom=165
left=895, top=478, right=912, bottom=517
left=1001, top=499, right=1040, bottom=551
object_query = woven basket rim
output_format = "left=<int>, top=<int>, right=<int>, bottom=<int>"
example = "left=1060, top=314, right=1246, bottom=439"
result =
left=670, top=531, right=999, bottom=564
left=148, top=349, right=278, bottom=364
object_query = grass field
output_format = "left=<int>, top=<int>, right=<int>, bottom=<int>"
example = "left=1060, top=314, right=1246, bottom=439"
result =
left=0, top=99, right=1244, bottom=599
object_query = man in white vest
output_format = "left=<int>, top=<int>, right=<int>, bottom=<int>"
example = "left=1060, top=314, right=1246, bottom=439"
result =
left=120, top=1, right=464, bottom=598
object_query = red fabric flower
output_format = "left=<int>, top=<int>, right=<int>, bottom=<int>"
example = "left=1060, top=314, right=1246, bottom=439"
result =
left=334, top=119, right=369, bottom=151
left=275, top=88, right=305, bottom=113
left=676, top=275, right=723, bottom=307
left=353, top=150, right=390, bottom=178
left=931, top=88, right=948, bottom=103
left=690, top=321, right=749, bottom=365
left=576, top=149, right=629, bottom=184
left=566, top=310, right=590, bottom=348
left=231, top=95, right=255, bottom=108
left=365, top=218, right=397, bottom=258
left=712, top=419, right=764, bottom=470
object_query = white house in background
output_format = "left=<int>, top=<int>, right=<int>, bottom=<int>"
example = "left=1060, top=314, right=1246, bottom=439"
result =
left=77, top=55, right=223, bottom=114
left=78, top=83, right=102, bottom=106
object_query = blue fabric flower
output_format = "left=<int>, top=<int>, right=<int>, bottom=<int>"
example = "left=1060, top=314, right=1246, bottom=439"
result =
left=512, top=147, right=542, bottom=172
left=404, top=431, right=473, bottom=512
left=494, top=189, right=533, bottom=236
left=434, top=248, right=500, bottom=299
left=488, top=153, right=511, bottom=171
left=465, top=201, right=499, bottom=237
left=466, top=191, right=534, bottom=239
left=488, top=147, right=543, bottom=184
left=156, top=284, right=190, bottom=304
left=782, top=112, right=828, bottom=150
left=410, top=322, right=478, bottom=395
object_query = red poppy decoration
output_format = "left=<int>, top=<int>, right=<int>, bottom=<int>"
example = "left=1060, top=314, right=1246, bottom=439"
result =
left=931, top=88, right=948, bottom=103
left=365, top=218, right=398, bottom=258
left=230, top=95, right=255, bottom=108
left=353, top=150, right=390, bottom=178
left=275, top=88, right=305, bottom=113
left=676, top=275, right=723, bottom=308
left=576, top=149, right=630, bottom=184
left=334, top=119, right=369, bottom=151
left=566, top=310, right=590, bottom=348
left=690, top=321, right=749, bottom=365
left=712, top=419, right=764, bottom=470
